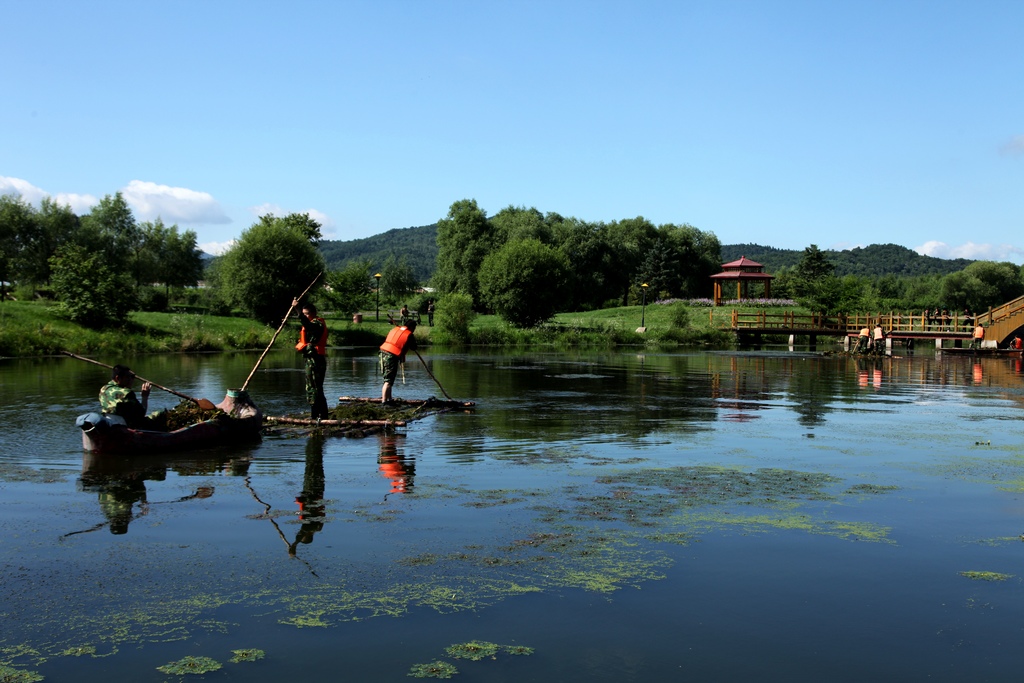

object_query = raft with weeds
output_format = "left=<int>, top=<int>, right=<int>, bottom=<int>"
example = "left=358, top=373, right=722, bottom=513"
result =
left=265, top=396, right=475, bottom=438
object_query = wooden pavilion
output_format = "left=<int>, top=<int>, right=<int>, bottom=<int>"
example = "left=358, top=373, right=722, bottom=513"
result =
left=710, top=256, right=774, bottom=306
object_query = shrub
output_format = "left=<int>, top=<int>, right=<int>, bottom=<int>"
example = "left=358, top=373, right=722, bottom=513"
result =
left=49, top=244, right=137, bottom=328
left=433, top=293, right=475, bottom=345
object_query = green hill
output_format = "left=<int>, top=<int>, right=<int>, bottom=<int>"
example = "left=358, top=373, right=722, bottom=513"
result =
left=720, top=243, right=973, bottom=277
left=319, top=224, right=437, bottom=281
left=316, top=227, right=974, bottom=286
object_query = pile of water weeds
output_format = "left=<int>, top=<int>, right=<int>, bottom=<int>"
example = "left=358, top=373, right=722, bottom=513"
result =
left=163, top=400, right=227, bottom=431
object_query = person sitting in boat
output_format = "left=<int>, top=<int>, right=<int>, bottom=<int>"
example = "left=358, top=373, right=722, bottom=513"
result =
left=379, top=319, right=417, bottom=404
left=970, top=323, right=985, bottom=350
left=1012, top=335, right=1023, bottom=350
left=99, top=365, right=167, bottom=430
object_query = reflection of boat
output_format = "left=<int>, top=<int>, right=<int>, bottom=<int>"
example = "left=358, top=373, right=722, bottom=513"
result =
left=939, top=347, right=1024, bottom=357
left=75, top=390, right=263, bottom=455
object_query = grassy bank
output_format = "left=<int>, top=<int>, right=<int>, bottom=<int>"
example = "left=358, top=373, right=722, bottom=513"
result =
left=0, top=300, right=804, bottom=358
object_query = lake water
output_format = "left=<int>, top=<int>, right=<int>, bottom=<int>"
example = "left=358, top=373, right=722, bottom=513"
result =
left=2, top=347, right=1024, bottom=682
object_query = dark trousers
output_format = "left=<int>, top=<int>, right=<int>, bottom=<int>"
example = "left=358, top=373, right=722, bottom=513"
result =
left=305, top=354, right=329, bottom=419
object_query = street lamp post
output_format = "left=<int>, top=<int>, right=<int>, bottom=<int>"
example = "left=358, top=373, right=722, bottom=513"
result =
left=374, top=273, right=382, bottom=321
left=640, top=283, right=649, bottom=329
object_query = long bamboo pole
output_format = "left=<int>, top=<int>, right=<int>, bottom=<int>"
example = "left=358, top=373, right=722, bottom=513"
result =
left=241, top=273, right=322, bottom=392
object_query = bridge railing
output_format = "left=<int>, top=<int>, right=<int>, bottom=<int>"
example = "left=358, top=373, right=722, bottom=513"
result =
left=730, top=311, right=975, bottom=335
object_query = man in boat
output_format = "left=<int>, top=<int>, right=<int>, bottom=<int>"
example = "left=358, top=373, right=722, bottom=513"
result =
left=970, top=322, right=985, bottom=350
left=379, top=319, right=417, bottom=404
left=294, top=298, right=329, bottom=420
left=99, top=365, right=167, bottom=430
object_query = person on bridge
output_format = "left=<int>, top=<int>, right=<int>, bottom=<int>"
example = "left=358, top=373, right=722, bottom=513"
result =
left=970, top=323, right=985, bottom=350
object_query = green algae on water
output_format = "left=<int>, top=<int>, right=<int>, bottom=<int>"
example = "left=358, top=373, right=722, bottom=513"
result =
left=229, top=648, right=265, bottom=663
left=445, top=640, right=499, bottom=661
left=156, top=655, right=222, bottom=675
left=959, top=571, right=1013, bottom=581
left=407, top=660, right=458, bottom=678
left=59, top=646, right=95, bottom=657
left=0, top=664, right=44, bottom=683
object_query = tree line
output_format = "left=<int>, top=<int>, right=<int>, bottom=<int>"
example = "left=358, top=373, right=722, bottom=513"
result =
left=4, top=189, right=1023, bottom=332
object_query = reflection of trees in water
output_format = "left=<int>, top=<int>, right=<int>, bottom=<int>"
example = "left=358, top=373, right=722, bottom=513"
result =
left=72, top=451, right=250, bottom=536
left=425, top=352, right=1024, bottom=448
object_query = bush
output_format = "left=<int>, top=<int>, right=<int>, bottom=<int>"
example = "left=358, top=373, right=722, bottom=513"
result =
left=670, top=303, right=690, bottom=329
left=432, top=292, right=475, bottom=345
left=49, top=244, right=137, bottom=328
left=139, top=287, right=169, bottom=312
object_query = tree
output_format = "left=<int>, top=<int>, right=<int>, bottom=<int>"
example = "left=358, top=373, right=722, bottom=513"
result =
left=793, top=244, right=835, bottom=297
left=0, top=194, right=35, bottom=299
left=434, top=199, right=493, bottom=307
left=796, top=274, right=865, bottom=316
left=379, top=254, right=418, bottom=307
left=478, top=238, right=570, bottom=328
left=941, top=261, right=1024, bottom=313
left=602, top=217, right=658, bottom=305
left=21, top=198, right=79, bottom=286
left=552, top=217, right=613, bottom=310
left=324, top=260, right=374, bottom=316
left=218, top=213, right=326, bottom=322
left=49, top=244, right=137, bottom=328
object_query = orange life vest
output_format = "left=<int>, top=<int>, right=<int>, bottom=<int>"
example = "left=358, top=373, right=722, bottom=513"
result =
left=295, top=317, right=328, bottom=354
left=380, top=326, right=413, bottom=357
left=1014, top=337, right=1023, bottom=350
left=973, top=325, right=985, bottom=339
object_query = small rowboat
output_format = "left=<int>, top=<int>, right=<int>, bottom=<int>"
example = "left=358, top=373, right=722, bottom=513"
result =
left=76, top=390, right=263, bottom=455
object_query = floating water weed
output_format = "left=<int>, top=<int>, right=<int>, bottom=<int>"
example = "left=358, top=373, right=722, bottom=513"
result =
left=229, top=648, right=265, bottom=663
left=445, top=641, right=499, bottom=661
left=503, top=645, right=534, bottom=655
left=60, top=646, right=95, bottom=657
left=959, top=571, right=1013, bottom=581
left=0, top=665, right=44, bottom=683
left=156, top=656, right=222, bottom=675
left=407, top=660, right=458, bottom=678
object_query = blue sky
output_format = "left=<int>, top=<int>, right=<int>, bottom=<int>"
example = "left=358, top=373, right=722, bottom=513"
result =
left=2, top=0, right=1022, bottom=261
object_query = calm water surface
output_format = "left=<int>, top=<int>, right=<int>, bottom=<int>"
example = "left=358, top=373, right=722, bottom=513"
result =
left=3, top=347, right=1024, bottom=682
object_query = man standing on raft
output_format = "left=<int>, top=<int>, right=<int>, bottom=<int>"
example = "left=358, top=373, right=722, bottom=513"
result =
left=294, top=298, right=329, bottom=420
left=379, top=319, right=417, bottom=404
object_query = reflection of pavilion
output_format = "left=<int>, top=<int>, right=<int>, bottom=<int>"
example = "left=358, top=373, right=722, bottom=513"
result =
left=710, top=256, right=774, bottom=306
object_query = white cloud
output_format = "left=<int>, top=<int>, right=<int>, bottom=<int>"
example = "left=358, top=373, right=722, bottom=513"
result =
left=199, top=240, right=236, bottom=256
left=1000, top=135, right=1024, bottom=157
left=915, top=240, right=1024, bottom=263
left=0, top=176, right=98, bottom=212
left=122, top=180, right=230, bottom=225
left=248, top=203, right=285, bottom=218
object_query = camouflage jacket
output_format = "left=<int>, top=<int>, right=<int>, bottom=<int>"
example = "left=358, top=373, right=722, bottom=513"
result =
left=99, top=380, right=145, bottom=423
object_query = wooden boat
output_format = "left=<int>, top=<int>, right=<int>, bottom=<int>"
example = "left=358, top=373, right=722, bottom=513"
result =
left=76, top=389, right=263, bottom=455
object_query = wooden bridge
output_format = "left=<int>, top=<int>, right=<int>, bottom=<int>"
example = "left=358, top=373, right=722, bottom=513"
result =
left=723, top=295, right=1024, bottom=347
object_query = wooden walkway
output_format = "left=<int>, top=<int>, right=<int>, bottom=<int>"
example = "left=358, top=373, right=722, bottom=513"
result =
left=724, top=297, right=1024, bottom=346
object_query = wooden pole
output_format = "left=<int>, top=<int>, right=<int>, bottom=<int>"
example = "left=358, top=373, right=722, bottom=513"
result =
left=241, top=273, right=322, bottom=392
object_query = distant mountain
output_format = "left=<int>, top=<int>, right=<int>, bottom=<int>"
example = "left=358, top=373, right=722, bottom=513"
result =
left=319, top=224, right=437, bottom=282
left=315, top=229, right=975, bottom=286
left=720, top=243, right=974, bottom=277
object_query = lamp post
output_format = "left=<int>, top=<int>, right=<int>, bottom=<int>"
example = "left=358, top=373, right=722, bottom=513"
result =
left=374, top=273, right=382, bottom=321
left=640, top=283, right=649, bottom=329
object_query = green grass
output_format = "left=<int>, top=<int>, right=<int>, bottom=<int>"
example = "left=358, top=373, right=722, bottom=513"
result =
left=0, top=299, right=807, bottom=358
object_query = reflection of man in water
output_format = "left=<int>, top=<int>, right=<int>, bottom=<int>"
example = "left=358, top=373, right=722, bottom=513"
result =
left=378, top=433, right=415, bottom=495
left=97, top=476, right=149, bottom=534
left=292, top=433, right=326, bottom=550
